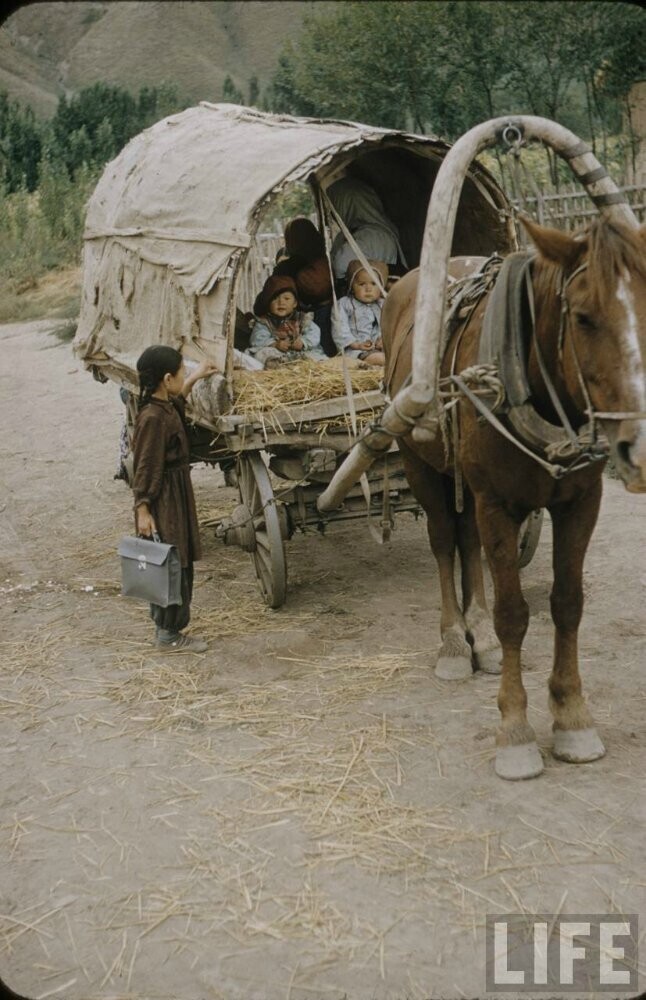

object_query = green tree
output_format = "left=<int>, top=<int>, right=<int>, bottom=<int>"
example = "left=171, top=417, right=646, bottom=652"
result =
left=222, top=75, right=244, bottom=104
left=94, top=116, right=116, bottom=164
left=267, top=0, right=644, bottom=182
left=593, top=2, right=646, bottom=178
left=269, top=3, right=447, bottom=131
left=248, top=75, right=260, bottom=107
left=0, top=93, right=43, bottom=192
left=48, top=81, right=187, bottom=178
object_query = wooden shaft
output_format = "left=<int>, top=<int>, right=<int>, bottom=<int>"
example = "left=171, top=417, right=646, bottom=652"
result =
left=316, top=382, right=433, bottom=512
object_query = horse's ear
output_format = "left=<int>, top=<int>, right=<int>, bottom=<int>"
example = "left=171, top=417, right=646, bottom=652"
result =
left=519, top=215, right=585, bottom=268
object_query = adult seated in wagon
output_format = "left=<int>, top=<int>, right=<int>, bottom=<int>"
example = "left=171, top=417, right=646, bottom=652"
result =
left=248, top=274, right=326, bottom=369
left=327, top=176, right=408, bottom=283
left=272, top=217, right=336, bottom=356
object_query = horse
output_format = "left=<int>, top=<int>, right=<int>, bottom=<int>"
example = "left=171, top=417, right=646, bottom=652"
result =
left=381, top=215, right=646, bottom=779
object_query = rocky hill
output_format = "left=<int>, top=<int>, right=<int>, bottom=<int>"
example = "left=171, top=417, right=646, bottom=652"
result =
left=0, top=1, right=328, bottom=117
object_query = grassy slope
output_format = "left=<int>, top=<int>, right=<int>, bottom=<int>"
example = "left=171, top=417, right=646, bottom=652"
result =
left=0, top=1, right=333, bottom=115
left=0, top=32, right=59, bottom=116
left=0, top=266, right=82, bottom=325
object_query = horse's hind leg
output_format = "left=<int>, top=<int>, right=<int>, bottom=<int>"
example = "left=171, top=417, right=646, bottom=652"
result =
left=399, top=443, right=472, bottom=680
left=475, top=493, right=544, bottom=779
left=456, top=487, right=502, bottom=674
left=548, top=484, right=606, bottom=764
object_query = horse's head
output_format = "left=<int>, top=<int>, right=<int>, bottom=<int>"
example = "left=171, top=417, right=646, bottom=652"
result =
left=523, top=215, right=646, bottom=492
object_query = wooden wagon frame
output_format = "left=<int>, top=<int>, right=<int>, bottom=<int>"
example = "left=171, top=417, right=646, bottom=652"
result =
left=74, top=103, right=528, bottom=608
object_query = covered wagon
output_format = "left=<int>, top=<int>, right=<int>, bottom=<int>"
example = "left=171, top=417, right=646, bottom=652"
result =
left=74, top=102, right=516, bottom=607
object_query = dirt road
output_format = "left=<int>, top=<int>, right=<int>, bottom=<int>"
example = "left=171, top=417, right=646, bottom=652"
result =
left=1, top=320, right=644, bottom=999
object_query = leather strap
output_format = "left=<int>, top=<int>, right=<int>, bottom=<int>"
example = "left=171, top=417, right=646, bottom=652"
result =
left=590, top=191, right=628, bottom=207
left=562, top=141, right=592, bottom=160
left=578, top=166, right=607, bottom=185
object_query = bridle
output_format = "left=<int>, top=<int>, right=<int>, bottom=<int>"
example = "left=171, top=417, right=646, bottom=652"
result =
left=557, top=261, right=646, bottom=427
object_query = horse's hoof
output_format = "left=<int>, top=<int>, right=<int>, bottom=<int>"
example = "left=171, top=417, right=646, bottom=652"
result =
left=552, top=728, right=606, bottom=763
left=435, top=655, right=473, bottom=681
left=474, top=648, right=502, bottom=674
left=495, top=742, right=544, bottom=780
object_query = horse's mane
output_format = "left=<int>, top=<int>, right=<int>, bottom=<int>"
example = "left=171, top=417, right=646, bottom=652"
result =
left=585, top=216, right=646, bottom=310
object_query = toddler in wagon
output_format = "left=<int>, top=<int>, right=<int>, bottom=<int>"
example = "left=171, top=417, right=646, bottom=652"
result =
left=249, top=275, right=326, bottom=369
left=332, top=259, right=388, bottom=366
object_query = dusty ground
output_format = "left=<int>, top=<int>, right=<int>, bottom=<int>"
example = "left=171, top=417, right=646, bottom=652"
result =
left=1, top=320, right=644, bottom=1000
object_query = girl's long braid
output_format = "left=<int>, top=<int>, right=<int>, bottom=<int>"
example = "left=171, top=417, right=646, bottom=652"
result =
left=138, top=367, right=160, bottom=407
left=135, top=345, right=183, bottom=407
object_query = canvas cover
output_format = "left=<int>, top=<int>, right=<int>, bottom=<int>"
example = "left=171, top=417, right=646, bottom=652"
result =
left=73, top=103, right=511, bottom=401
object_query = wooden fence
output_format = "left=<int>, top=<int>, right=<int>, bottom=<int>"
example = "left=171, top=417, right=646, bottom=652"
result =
left=513, top=183, right=646, bottom=234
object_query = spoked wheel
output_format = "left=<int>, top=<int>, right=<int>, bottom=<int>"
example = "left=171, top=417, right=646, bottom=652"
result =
left=518, top=509, right=544, bottom=568
left=237, top=452, right=287, bottom=608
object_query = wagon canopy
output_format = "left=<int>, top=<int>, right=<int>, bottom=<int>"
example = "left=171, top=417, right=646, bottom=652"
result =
left=74, top=103, right=513, bottom=383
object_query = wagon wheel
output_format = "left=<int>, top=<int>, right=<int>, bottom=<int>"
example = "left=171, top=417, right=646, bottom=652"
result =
left=237, top=452, right=287, bottom=609
left=518, top=509, right=544, bottom=568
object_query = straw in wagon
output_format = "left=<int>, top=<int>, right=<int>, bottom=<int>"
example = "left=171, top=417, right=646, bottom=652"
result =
left=249, top=274, right=326, bottom=369
left=332, top=258, right=389, bottom=367
left=132, top=346, right=218, bottom=653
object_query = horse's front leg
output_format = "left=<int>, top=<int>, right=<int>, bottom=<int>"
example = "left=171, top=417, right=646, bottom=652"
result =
left=548, top=481, right=606, bottom=763
left=456, top=488, right=502, bottom=674
left=399, top=443, right=473, bottom=680
left=475, top=494, right=544, bottom=779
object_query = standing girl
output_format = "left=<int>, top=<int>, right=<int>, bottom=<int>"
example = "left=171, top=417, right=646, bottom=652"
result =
left=132, top=345, right=218, bottom=651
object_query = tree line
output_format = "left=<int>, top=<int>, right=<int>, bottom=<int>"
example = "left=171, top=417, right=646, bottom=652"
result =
left=1, top=2, right=643, bottom=199
left=0, top=81, right=187, bottom=195
left=0, top=81, right=188, bottom=315
left=264, top=0, right=645, bottom=183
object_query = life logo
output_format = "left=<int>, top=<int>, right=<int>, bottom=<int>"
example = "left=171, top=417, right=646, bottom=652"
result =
left=485, top=913, right=638, bottom=992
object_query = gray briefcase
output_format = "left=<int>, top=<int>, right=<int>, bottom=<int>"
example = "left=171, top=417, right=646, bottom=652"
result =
left=118, top=533, right=182, bottom=607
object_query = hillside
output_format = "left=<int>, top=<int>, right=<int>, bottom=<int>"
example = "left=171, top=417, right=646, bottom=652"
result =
left=0, top=1, right=331, bottom=117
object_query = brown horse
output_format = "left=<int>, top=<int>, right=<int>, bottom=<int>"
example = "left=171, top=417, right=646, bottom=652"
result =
left=382, top=216, right=646, bottom=779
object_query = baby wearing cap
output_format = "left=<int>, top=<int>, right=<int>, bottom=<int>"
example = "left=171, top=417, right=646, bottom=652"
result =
left=249, top=274, right=325, bottom=369
left=332, top=259, right=388, bottom=366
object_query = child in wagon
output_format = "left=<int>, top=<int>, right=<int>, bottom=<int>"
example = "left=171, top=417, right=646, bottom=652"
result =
left=332, top=258, right=388, bottom=366
left=249, top=274, right=326, bottom=369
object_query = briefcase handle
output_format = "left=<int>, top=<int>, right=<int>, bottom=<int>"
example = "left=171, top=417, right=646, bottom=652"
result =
left=137, top=531, right=163, bottom=543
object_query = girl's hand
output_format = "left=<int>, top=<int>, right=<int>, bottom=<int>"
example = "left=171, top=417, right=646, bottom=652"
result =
left=136, top=505, right=157, bottom=538
left=291, top=337, right=304, bottom=351
left=181, top=358, right=220, bottom=397
left=275, top=339, right=290, bottom=352
left=193, top=359, right=220, bottom=381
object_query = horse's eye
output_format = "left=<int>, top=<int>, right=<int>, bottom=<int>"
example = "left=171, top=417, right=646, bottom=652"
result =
left=575, top=311, right=596, bottom=332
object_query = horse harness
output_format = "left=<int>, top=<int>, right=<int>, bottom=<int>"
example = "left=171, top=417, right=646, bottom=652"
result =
left=377, top=249, right=645, bottom=511
left=441, top=251, right=618, bottom=508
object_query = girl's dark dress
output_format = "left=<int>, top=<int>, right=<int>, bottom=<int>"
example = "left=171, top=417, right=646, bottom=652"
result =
left=132, top=395, right=201, bottom=631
